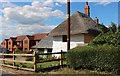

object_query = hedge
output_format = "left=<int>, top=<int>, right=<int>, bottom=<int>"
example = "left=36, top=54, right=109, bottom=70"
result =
left=67, top=45, right=120, bottom=74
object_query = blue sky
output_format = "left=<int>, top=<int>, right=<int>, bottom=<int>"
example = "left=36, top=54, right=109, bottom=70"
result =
left=7, top=2, right=118, bottom=26
left=0, top=1, right=119, bottom=43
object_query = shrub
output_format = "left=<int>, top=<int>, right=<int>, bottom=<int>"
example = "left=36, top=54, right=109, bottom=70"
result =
left=90, top=32, right=120, bottom=46
left=67, top=45, right=120, bottom=74
left=15, top=49, right=23, bottom=54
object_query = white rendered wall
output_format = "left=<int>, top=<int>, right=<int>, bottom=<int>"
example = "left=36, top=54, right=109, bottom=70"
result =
left=52, top=34, right=84, bottom=57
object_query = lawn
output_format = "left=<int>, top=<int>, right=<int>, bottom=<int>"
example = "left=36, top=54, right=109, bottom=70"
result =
left=3, top=60, right=67, bottom=70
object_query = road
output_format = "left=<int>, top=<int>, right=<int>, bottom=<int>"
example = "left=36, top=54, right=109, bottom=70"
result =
left=0, top=67, right=15, bottom=76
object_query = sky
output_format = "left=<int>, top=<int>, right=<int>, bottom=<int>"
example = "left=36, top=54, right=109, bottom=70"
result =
left=0, top=0, right=119, bottom=43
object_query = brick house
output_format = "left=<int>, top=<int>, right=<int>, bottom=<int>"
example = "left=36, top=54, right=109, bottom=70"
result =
left=1, top=33, right=47, bottom=53
left=23, top=35, right=35, bottom=51
left=8, top=37, right=17, bottom=53
left=23, top=33, right=48, bottom=51
left=1, top=39, right=9, bottom=49
left=13, top=36, right=26, bottom=50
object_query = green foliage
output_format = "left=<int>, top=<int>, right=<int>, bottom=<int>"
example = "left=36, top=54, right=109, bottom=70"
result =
left=109, top=22, right=117, bottom=33
left=118, top=25, right=120, bottom=32
left=98, top=23, right=109, bottom=33
left=90, top=31, right=120, bottom=46
left=15, top=49, right=23, bottom=54
left=67, top=45, right=120, bottom=74
left=90, top=22, right=120, bottom=46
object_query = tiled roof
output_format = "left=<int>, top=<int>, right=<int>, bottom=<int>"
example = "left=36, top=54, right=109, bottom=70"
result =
left=32, top=33, right=48, bottom=41
left=26, top=35, right=34, bottom=40
left=5, top=39, right=9, bottom=41
left=16, top=36, right=26, bottom=41
left=34, top=35, right=53, bottom=48
left=9, top=37, right=17, bottom=41
left=1, top=39, right=9, bottom=44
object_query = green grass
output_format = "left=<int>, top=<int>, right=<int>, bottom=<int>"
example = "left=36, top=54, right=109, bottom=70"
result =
left=3, top=61, right=113, bottom=74
left=3, top=60, right=67, bottom=70
left=4, top=61, right=34, bottom=68
left=37, top=61, right=60, bottom=69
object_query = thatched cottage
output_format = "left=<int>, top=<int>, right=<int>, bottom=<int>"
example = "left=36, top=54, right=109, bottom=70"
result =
left=49, top=11, right=101, bottom=54
left=35, top=2, right=101, bottom=56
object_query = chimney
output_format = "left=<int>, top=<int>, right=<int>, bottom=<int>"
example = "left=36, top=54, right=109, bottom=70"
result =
left=94, top=17, right=99, bottom=24
left=84, top=2, right=90, bottom=16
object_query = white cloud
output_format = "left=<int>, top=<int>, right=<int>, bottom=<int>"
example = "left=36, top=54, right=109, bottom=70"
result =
left=94, top=2, right=111, bottom=6
left=0, top=17, right=56, bottom=37
left=2, top=2, right=17, bottom=8
left=0, top=0, right=119, bottom=2
left=0, top=1, right=65, bottom=42
left=2, top=23, right=55, bottom=36
left=2, top=1, right=65, bottom=25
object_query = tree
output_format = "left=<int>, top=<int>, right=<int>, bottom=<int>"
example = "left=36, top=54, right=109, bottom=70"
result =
left=118, top=24, right=120, bottom=32
left=90, top=31, right=120, bottom=46
left=109, top=22, right=117, bottom=33
left=97, top=23, right=109, bottom=33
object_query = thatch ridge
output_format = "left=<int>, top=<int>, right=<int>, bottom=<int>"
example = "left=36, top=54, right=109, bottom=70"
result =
left=49, top=11, right=101, bottom=36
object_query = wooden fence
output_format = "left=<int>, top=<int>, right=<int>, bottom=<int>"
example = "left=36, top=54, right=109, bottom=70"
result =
left=0, top=50, right=67, bottom=72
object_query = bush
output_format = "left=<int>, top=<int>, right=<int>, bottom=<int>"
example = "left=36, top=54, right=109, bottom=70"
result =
left=67, top=45, right=120, bottom=74
left=15, top=49, right=23, bottom=54
left=90, top=32, right=120, bottom=46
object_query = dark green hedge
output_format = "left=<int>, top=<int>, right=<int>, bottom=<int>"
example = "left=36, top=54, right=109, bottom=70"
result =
left=67, top=45, right=120, bottom=74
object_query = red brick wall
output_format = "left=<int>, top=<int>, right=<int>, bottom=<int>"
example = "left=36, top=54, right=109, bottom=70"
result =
left=8, top=39, right=13, bottom=52
left=1, top=40, right=8, bottom=48
left=23, top=37, right=30, bottom=51
left=84, top=34, right=96, bottom=43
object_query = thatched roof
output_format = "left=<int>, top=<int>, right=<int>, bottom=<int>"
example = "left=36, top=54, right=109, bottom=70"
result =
left=49, top=11, right=101, bottom=36
left=34, top=35, right=53, bottom=49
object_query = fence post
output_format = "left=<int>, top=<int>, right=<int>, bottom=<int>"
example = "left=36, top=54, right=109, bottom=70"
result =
left=3, top=52, right=5, bottom=64
left=13, top=51, right=15, bottom=68
left=60, top=50, right=63, bottom=68
left=33, top=51, right=37, bottom=72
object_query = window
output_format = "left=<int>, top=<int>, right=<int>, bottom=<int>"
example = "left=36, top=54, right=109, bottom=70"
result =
left=17, top=42, right=20, bottom=45
left=24, top=40, right=28, bottom=44
left=9, top=42, right=11, bottom=45
left=25, top=48, right=27, bottom=50
left=48, top=49, right=52, bottom=53
left=62, top=35, right=67, bottom=42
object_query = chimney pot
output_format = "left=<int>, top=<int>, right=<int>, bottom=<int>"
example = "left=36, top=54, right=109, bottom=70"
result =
left=84, top=2, right=90, bottom=16
left=86, top=2, right=88, bottom=5
left=94, top=17, right=99, bottom=24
